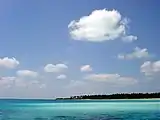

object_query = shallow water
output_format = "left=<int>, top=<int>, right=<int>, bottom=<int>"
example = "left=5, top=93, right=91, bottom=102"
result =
left=0, top=99, right=159, bottom=120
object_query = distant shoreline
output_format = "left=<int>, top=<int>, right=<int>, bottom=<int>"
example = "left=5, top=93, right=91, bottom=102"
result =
left=0, top=98, right=159, bottom=101
left=56, top=92, right=160, bottom=100
left=55, top=98, right=160, bottom=100
left=0, top=93, right=159, bottom=100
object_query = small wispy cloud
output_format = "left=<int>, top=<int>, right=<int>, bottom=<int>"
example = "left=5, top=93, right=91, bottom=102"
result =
left=0, top=57, right=19, bottom=69
left=117, top=47, right=152, bottom=60
left=141, top=60, right=160, bottom=76
left=80, top=65, right=92, bottom=72
left=44, top=63, right=68, bottom=73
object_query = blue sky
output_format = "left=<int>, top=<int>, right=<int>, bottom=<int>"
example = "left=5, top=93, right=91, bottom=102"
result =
left=0, top=0, right=160, bottom=98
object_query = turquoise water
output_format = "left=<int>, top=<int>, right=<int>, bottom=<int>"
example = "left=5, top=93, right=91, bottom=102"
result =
left=0, top=99, right=159, bottom=120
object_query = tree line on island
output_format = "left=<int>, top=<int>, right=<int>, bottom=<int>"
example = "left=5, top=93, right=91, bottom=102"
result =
left=56, top=92, right=160, bottom=100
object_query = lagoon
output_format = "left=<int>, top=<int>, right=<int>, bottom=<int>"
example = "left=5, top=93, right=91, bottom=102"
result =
left=0, top=99, right=159, bottom=120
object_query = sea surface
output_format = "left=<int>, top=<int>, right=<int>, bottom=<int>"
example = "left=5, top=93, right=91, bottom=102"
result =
left=0, top=99, right=159, bottom=120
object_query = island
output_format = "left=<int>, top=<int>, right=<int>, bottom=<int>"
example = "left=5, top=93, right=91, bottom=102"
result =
left=56, top=92, right=160, bottom=100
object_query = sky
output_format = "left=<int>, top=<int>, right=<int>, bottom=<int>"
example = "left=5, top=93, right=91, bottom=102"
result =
left=0, top=0, right=160, bottom=98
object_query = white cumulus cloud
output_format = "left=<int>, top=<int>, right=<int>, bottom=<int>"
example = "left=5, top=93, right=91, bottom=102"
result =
left=118, top=47, right=151, bottom=60
left=80, top=65, right=92, bottom=72
left=141, top=60, right=160, bottom=76
left=68, top=9, right=136, bottom=42
left=16, top=70, right=38, bottom=78
left=0, top=57, right=19, bottom=69
left=44, top=64, right=68, bottom=73
left=84, top=73, right=137, bottom=85
left=56, top=74, right=67, bottom=80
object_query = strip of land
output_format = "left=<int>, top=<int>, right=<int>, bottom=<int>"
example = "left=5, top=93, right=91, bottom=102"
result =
left=56, top=92, right=160, bottom=100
